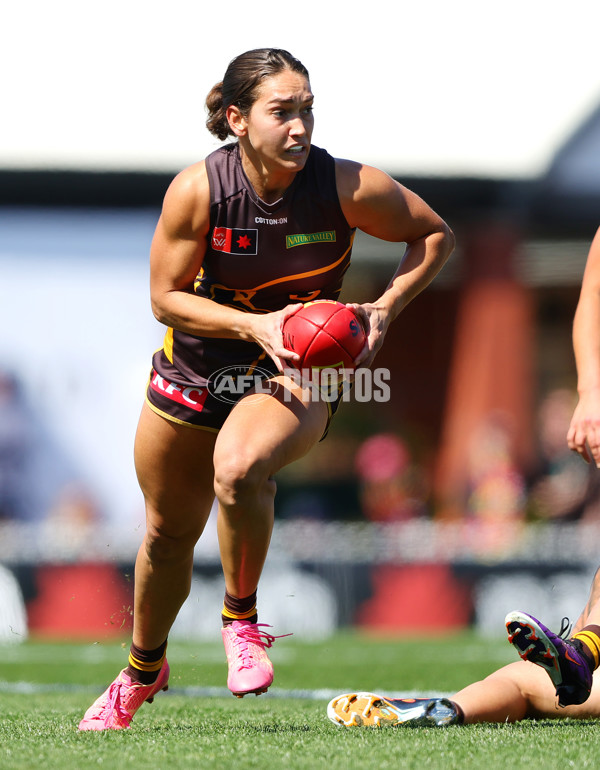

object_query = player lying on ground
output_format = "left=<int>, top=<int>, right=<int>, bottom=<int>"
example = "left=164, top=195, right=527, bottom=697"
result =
left=328, top=568, right=600, bottom=726
left=330, top=229, right=600, bottom=728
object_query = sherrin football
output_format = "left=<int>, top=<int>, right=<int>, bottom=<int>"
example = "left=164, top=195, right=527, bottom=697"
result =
left=282, top=300, right=367, bottom=371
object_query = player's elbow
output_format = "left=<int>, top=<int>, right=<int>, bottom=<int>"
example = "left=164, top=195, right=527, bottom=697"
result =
left=150, top=294, right=172, bottom=326
left=439, top=221, right=456, bottom=258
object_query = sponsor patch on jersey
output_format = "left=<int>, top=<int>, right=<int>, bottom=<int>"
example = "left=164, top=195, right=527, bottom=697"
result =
left=212, top=227, right=258, bottom=255
left=149, top=370, right=208, bottom=412
left=286, top=231, right=336, bottom=249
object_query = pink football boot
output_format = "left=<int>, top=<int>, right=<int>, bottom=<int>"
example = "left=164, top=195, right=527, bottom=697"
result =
left=222, top=621, right=290, bottom=697
left=78, top=660, right=170, bottom=731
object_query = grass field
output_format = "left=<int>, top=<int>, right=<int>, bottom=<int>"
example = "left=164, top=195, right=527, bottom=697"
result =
left=1, top=631, right=600, bottom=769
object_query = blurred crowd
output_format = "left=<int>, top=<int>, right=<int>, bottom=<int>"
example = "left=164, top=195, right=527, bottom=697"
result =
left=276, top=385, right=600, bottom=557
left=0, top=369, right=102, bottom=536
left=1, top=364, right=598, bottom=559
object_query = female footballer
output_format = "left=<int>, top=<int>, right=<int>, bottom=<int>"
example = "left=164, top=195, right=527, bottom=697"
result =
left=329, top=227, right=600, bottom=729
left=79, top=48, right=454, bottom=730
left=328, top=565, right=600, bottom=727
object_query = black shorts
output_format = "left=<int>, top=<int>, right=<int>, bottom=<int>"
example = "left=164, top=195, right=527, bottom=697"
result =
left=145, top=355, right=343, bottom=437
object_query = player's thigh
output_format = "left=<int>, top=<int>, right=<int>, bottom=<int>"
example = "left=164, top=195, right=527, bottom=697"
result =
left=506, top=661, right=600, bottom=719
left=214, top=374, right=329, bottom=477
left=134, top=402, right=218, bottom=534
left=560, top=668, right=600, bottom=719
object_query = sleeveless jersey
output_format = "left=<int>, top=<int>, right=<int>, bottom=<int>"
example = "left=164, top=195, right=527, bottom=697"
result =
left=153, top=143, right=355, bottom=386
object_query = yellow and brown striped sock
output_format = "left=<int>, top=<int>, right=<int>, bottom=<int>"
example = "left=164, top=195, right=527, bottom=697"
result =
left=572, top=625, right=600, bottom=671
left=125, top=639, right=168, bottom=684
left=222, top=589, right=258, bottom=627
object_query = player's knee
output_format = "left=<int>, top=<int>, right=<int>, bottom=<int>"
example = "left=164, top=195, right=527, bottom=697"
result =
left=143, top=522, right=199, bottom=564
left=214, top=454, right=274, bottom=508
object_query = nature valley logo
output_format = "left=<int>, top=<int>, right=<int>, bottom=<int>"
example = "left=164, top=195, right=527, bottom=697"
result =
left=286, top=231, right=336, bottom=249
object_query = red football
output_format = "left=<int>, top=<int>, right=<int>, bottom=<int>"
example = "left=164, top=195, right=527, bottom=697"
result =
left=282, top=300, right=367, bottom=371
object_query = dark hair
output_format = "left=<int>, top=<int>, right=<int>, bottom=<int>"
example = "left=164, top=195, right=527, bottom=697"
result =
left=205, top=48, right=310, bottom=141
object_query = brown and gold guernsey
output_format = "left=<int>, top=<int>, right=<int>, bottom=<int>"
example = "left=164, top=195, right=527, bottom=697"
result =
left=152, top=143, right=355, bottom=389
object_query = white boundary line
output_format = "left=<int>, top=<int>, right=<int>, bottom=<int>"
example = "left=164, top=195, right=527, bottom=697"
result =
left=0, top=680, right=449, bottom=700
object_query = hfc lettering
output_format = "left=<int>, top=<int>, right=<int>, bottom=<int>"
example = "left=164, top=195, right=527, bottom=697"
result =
left=150, top=372, right=208, bottom=412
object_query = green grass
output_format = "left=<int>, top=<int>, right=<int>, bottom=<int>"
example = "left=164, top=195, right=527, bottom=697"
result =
left=1, top=632, right=600, bottom=769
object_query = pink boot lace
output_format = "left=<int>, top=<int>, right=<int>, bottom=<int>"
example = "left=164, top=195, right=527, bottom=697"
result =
left=229, top=623, right=291, bottom=668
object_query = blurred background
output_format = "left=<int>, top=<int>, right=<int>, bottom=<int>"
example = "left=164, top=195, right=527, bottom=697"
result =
left=1, top=0, right=600, bottom=644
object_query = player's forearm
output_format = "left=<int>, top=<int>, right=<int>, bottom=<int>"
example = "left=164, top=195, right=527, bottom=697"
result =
left=151, top=290, right=258, bottom=341
left=374, top=226, right=454, bottom=320
left=573, top=289, right=600, bottom=394
left=574, top=228, right=600, bottom=392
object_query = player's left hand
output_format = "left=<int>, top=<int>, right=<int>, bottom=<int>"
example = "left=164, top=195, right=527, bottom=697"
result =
left=345, top=302, right=390, bottom=369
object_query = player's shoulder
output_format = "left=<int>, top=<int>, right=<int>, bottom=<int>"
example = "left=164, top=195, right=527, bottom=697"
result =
left=334, top=157, right=403, bottom=225
left=334, top=157, right=398, bottom=194
left=161, top=161, right=210, bottom=234
left=166, top=161, right=209, bottom=204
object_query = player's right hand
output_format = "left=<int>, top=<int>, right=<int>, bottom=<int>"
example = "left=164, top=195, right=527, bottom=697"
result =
left=247, top=304, right=303, bottom=372
left=567, top=388, right=600, bottom=467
